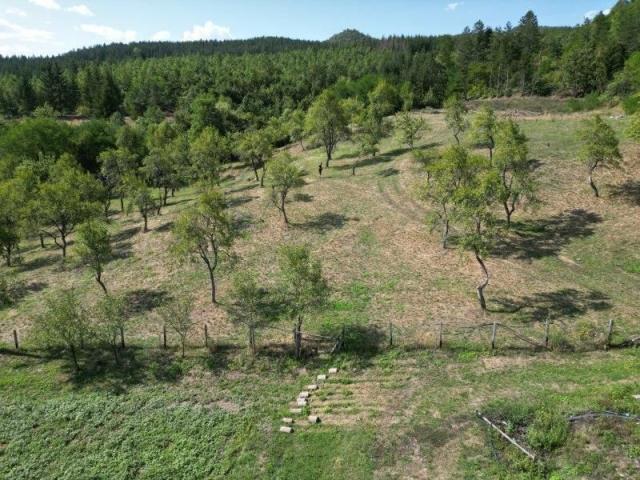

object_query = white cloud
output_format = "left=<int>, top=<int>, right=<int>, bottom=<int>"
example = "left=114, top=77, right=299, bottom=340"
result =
left=5, top=7, right=28, bottom=17
left=67, top=5, right=94, bottom=17
left=446, top=2, right=462, bottom=11
left=183, top=21, right=231, bottom=41
left=0, top=17, right=53, bottom=42
left=0, top=17, right=54, bottom=55
left=80, top=24, right=137, bottom=43
left=584, top=7, right=612, bottom=20
left=151, top=30, right=171, bottom=41
left=28, top=0, right=61, bottom=10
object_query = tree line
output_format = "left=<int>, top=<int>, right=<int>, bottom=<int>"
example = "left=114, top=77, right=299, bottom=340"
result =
left=2, top=3, right=640, bottom=126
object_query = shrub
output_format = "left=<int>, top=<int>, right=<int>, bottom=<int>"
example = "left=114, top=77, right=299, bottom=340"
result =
left=622, top=94, right=640, bottom=115
left=526, top=409, right=569, bottom=452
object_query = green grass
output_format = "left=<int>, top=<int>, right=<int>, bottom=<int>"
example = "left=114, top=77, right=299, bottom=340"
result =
left=1, top=99, right=640, bottom=478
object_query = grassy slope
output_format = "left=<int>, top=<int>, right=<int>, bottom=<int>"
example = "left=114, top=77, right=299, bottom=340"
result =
left=1, top=100, right=640, bottom=478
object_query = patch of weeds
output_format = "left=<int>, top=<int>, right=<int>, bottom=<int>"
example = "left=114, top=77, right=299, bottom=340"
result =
left=526, top=409, right=569, bottom=452
left=357, top=226, right=377, bottom=248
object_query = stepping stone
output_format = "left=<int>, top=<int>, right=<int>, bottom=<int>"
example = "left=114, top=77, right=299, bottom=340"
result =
left=307, top=384, right=318, bottom=391
left=279, top=426, right=293, bottom=433
left=308, top=415, right=321, bottom=424
left=298, top=391, right=310, bottom=399
left=328, top=368, right=338, bottom=374
left=317, top=374, right=327, bottom=381
left=289, top=408, right=302, bottom=414
left=296, top=398, right=308, bottom=407
left=282, top=417, right=294, bottom=424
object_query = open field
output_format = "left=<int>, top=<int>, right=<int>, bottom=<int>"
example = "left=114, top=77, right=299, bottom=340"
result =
left=1, top=103, right=639, bottom=346
left=1, top=100, right=640, bottom=478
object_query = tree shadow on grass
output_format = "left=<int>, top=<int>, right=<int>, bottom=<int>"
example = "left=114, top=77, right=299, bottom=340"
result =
left=378, top=167, right=399, bottom=177
left=227, top=195, right=255, bottom=208
left=155, top=220, right=175, bottom=232
left=66, top=346, right=185, bottom=392
left=609, top=180, right=640, bottom=207
left=14, top=253, right=59, bottom=273
left=123, top=288, right=170, bottom=315
left=293, top=192, right=314, bottom=203
left=295, top=212, right=350, bottom=233
left=111, top=225, right=140, bottom=243
left=493, top=209, right=602, bottom=260
left=333, top=154, right=393, bottom=171
left=226, top=183, right=258, bottom=195
left=490, top=288, right=612, bottom=324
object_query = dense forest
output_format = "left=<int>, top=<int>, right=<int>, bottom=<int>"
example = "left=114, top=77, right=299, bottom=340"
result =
left=1, top=2, right=640, bottom=127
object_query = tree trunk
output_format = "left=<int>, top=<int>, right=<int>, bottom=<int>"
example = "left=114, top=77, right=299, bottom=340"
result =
left=489, top=147, right=493, bottom=164
left=120, top=326, right=125, bottom=349
left=119, top=194, right=125, bottom=212
left=503, top=201, right=513, bottom=228
left=474, top=249, right=489, bottom=311
left=163, top=187, right=168, bottom=206
left=143, top=214, right=148, bottom=233
left=207, top=265, right=217, bottom=304
left=352, top=162, right=356, bottom=176
left=181, top=339, right=185, bottom=358
left=325, top=148, right=332, bottom=168
left=588, top=172, right=599, bottom=198
left=70, top=344, right=79, bottom=371
left=299, top=140, right=305, bottom=151
left=5, top=246, right=11, bottom=267
left=294, top=318, right=303, bottom=358
left=39, top=234, right=45, bottom=248
left=260, top=165, right=266, bottom=187
left=442, top=218, right=450, bottom=249
left=61, top=233, right=67, bottom=258
left=454, top=133, right=460, bottom=145
left=96, top=273, right=108, bottom=294
left=281, top=192, right=289, bottom=226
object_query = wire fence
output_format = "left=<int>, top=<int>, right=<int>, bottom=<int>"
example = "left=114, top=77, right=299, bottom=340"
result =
left=1, top=317, right=639, bottom=357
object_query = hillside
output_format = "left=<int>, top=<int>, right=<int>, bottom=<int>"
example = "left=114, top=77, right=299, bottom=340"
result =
left=1, top=100, right=639, bottom=478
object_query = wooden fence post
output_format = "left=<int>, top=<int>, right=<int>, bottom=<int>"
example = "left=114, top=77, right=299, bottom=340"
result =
left=438, top=322, right=443, bottom=349
left=491, top=322, right=498, bottom=350
left=163, top=325, right=167, bottom=349
left=606, top=319, right=614, bottom=349
left=544, top=318, right=549, bottom=349
left=13, top=329, right=19, bottom=350
left=389, top=321, right=393, bottom=347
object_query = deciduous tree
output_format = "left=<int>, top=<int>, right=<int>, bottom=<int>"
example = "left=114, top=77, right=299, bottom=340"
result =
left=268, top=153, right=305, bottom=225
left=579, top=115, right=622, bottom=197
left=276, top=245, right=328, bottom=358
left=444, top=95, right=468, bottom=145
left=75, top=220, right=112, bottom=294
left=171, top=188, right=235, bottom=304
left=305, top=90, right=349, bottom=167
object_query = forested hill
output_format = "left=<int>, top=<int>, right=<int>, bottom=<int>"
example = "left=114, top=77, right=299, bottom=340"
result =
left=0, top=36, right=324, bottom=74
left=0, top=2, right=639, bottom=123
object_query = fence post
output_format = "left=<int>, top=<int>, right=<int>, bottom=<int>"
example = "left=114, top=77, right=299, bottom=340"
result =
left=544, top=318, right=549, bottom=349
left=163, top=325, right=167, bottom=349
left=389, top=321, right=393, bottom=348
left=606, top=319, right=614, bottom=349
left=491, top=322, right=498, bottom=350
left=13, top=329, right=19, bottom=350
left=204, top=324, right=209, bottom=348
left=438, top=322, right=443, bottom=349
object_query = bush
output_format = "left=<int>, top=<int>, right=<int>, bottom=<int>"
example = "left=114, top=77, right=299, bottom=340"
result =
left=566, top=93, right=603, bottom=112
left=526, top=409, right=569, bottom=452
left=622, top=94, right=640, bottom=115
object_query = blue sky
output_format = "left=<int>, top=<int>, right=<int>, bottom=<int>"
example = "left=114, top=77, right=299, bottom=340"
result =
left=0, top=0, right=615, bottom=57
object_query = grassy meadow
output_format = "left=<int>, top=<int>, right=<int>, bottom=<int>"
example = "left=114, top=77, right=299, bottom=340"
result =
left=1, top=98, right=639, bottom=478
